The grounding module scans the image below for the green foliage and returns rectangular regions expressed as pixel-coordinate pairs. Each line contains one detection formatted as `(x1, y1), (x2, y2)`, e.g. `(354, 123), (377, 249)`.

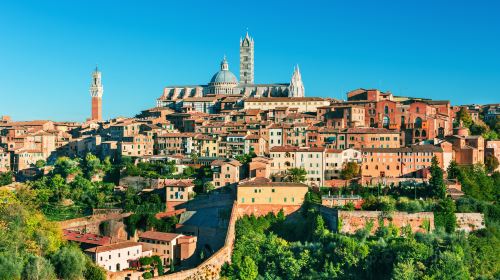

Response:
(340, 161), (360, 180)
(455, 164), (498, 201)
(0, 254), (22, 280)
(0, 171), (13, 186)
(287, 167), (307, 183)
(456, 107), (473, 128)
(434, 198), (457, 233)
(51, 245), (87, 280)
(84, 258), (106, 280)
(140, 256), (153, 266)
(237, 256), (258, 280)
(152, 255), (164, 276)
(142, 271), (153, 279)
(428, 156), (446, 199)
(22, 254), (57, 280)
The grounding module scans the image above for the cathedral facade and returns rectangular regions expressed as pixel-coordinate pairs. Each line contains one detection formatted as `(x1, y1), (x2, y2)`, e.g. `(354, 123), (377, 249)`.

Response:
(156, 32), (305, 109)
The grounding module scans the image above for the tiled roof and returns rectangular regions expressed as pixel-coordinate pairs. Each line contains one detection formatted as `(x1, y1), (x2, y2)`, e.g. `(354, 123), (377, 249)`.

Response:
(139, 231), (182, 242)
(85, 241), (142, 253)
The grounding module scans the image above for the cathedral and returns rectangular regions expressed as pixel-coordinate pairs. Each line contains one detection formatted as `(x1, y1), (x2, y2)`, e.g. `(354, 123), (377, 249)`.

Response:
(156, 32), (305, 109)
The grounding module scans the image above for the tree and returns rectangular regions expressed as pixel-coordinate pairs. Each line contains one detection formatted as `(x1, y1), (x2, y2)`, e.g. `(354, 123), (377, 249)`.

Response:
(485, 154), (499, 173)
(204, 181), (215, 193)
(340, 162), (360, 180)
(152, 255), (164, 276)
(237, 256), (258, 280)
(0, 254), (22, 280)
(190, 152), (199, 164)
(287, 168), (307, 183)
(392, 260), (417, 280)
(434, 198), (457, 233)
(0, 171), (13, 186)
(53, 157), (79, 178)
(456, 107), (473, 128)
(429, 156), (446, 199)
(140, 256), (154, 267)
(35, 160), (46, 169)
(22, 255), (57, 280)
(51, 245), (87, 280)
(446, 160), (460, 179)
(84, 259), (106, 280)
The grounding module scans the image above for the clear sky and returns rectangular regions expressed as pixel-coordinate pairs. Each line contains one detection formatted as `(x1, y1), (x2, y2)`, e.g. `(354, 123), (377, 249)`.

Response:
(0, 0), (499, 121)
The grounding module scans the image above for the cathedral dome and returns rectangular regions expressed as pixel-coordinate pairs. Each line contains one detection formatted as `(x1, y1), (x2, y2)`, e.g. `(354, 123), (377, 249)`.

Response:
(209, 56), (238, 84)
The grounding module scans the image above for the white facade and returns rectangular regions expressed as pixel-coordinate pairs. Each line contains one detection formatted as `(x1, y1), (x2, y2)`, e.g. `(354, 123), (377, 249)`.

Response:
(86, 242), (151, 272)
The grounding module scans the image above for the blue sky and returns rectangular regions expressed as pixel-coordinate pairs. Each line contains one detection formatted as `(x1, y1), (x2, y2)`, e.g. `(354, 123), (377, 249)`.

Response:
(0, 0), (499, 121)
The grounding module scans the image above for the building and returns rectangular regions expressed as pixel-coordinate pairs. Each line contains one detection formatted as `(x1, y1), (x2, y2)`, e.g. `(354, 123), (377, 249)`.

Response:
(361, 145), (444, 178)
(0, 147), (11, 172)
(211, 159), (242, 188)
(138, 231), (197, 266)
(156, 32), (305, 111)
(90, 66), (103, 122)
(85, 241), (151, 272)
(237, 181), (308, 205)
(244, 97), (330, 113)
(269, 146), (325, 187)
(160, 179), (195, 211)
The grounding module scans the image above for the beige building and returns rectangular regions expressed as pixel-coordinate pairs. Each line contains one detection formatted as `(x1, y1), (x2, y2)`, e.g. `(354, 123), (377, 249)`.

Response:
(270, 146), (325, 187)
(0, 147), (10, 172)
(237, 181), (309, 205)
(211, 159), (242, 187)
(325, 148), (362, 180)
(244, 97), (330, 113)
(138, 231), (197, 266)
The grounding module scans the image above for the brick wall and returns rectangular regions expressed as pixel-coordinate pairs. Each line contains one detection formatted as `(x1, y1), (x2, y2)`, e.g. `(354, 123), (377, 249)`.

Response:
(455, 213), (485, 232)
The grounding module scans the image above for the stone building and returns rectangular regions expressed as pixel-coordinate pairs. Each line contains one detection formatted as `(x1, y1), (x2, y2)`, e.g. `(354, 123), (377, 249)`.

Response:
(138, 231), (197, 266)
(156, 32), (305, 111)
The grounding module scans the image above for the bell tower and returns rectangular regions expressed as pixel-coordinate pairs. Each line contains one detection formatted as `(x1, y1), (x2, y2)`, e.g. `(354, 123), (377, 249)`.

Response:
(90, 66), (103, 121)
(239, 31), (254, 85)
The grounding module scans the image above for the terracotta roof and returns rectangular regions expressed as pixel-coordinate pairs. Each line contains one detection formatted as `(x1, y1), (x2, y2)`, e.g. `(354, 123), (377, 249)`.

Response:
(139, 231), (182, 242)
(63, 229), (111, 246)
(270, 145), (325, 152)
(85, 241), (142, 253)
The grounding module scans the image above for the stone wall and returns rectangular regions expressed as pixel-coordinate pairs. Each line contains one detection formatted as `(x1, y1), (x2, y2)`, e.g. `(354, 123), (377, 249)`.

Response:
(325, 209), (435, 234)
(235, 204), (302, 217)
(148, 201), (238, 280)
(455, 213), (485, 232)
(58, 212), (131, 238)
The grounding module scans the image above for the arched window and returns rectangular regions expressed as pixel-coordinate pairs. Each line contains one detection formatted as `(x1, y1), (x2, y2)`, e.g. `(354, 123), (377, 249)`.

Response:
(422, 130), (427, 137)
(401, 116), (405, 128)
(375, 165), (379, 170)
(370, 118), (375, 127)
(415, 130), (421, 137)
(387, 165), (390, 170)
(383, 116), (390, 129)
(384, 106), (389, 114)
(416, 107), (420, 113)
(414, 117), (422, 129)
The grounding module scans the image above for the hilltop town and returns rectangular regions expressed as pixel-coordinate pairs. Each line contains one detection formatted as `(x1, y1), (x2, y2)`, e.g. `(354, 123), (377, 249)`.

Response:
(1, 33), (499, 280)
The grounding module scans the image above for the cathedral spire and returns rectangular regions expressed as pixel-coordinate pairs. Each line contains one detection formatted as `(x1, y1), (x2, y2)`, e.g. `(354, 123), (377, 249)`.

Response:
(289, 64), (305, 98)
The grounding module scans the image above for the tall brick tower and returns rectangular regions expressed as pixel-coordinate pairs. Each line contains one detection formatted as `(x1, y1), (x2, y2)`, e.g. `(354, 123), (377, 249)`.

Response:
(90, 66), (103, 121)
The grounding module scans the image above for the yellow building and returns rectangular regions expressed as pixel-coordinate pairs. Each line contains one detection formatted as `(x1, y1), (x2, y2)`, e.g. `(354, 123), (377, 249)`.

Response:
(237, 181), (308, 205)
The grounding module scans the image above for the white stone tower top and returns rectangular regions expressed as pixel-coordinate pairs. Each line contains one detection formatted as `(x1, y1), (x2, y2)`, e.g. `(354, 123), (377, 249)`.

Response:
(289, 65), (305, 97)
(90, 66), (103, 98)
